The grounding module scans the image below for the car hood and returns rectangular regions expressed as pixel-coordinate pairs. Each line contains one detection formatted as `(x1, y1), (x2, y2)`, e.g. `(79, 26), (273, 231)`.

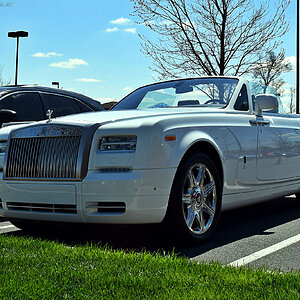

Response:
(55, 107), (225, 124)
(0, 108), (225, 140)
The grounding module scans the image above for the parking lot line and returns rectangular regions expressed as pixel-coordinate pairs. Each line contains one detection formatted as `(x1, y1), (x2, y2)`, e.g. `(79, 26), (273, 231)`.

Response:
(228, 233), (300, 267)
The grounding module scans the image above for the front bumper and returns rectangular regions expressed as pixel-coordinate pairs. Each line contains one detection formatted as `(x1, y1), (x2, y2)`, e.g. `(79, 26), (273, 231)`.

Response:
(0, 168), (176, 224)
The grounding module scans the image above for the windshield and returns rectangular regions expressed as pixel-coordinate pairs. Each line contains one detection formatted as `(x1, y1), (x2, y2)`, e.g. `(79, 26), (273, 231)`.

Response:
(113, 78), (239, 110)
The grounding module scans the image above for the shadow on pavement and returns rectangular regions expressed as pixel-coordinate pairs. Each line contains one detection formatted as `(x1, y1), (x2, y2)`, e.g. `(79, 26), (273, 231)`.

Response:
(4, 196), (300, 257)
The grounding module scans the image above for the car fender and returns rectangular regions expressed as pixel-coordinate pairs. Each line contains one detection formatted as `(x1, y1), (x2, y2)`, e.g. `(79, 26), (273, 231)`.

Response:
(159, 126), (241, 193)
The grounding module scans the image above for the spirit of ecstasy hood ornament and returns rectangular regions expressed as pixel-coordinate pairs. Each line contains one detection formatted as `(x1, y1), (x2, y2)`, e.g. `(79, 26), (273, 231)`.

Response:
(46, 109), (53, 122)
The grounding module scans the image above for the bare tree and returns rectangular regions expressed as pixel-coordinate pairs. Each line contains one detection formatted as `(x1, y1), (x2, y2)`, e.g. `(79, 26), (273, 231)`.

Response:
(289, 87), (295, 113)
(251, 49), (293, 94)
(131, 0), (290, 79)
(270, 77), (286, 95)
(0, 65), (11, 86)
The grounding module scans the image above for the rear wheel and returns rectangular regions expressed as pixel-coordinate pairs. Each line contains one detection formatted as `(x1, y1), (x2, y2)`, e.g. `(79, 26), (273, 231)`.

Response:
(164, 153), (222, 243)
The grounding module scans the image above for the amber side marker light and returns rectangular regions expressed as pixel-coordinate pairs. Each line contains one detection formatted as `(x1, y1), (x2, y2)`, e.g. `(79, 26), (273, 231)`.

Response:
(165, 135), (176, 141)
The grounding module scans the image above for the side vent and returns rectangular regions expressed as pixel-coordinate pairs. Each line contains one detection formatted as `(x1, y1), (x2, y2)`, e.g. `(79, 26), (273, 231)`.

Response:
(86, 202), (126, 215)
(0, 198), (3, 210)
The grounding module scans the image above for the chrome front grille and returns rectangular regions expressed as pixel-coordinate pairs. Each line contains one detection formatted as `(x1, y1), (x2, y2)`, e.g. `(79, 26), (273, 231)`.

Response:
(4, 124), (87, 180)
(6, 136), (80, 179)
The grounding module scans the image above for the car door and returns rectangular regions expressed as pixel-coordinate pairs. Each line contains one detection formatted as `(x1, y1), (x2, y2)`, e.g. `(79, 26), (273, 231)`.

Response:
(256, 113), (300, 181)
(231, 84), (259, 185)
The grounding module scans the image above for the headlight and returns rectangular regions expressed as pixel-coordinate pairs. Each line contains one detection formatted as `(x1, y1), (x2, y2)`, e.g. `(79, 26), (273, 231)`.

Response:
(0, 142), (7, 154)
(98, 136), (137, 152)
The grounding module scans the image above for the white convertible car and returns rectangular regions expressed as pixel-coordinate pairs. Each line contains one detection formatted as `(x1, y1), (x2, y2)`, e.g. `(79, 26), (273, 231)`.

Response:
(0, 76), (299, 242)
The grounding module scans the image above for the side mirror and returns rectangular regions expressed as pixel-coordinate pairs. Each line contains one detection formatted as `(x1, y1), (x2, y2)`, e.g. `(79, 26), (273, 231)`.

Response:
(0, 109), (17, 126)
(255, 94), (279, 116)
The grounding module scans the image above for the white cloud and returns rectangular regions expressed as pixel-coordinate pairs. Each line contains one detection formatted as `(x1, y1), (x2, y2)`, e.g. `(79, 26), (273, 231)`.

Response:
(76, 78), (102, 83)
(32, 52), (63, 58)
(106, 27), (120, 33)
(122, 86), (132, 91)
(50, 58), (88, 69)
(124, 28), (136, 34)
(110, 17), (131, 25)
(281, 82), (294, 89)
(284, 56), (297, 70)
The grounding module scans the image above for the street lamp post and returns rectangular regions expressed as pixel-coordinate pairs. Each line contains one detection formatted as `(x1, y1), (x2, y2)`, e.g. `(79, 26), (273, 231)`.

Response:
(8, 30), (28, 86)
(52, 81), (60, 89)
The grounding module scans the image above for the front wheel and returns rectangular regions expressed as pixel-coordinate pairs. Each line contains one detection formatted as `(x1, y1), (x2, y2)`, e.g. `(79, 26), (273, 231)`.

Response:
(164, 153), (222, 243)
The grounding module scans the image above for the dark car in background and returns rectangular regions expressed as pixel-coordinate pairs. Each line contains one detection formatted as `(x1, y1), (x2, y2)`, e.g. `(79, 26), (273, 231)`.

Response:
(0, 85), (104, 126)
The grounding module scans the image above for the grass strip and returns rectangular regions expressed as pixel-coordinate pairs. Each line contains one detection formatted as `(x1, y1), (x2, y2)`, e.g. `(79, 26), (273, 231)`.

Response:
(0, 235), (299, 299)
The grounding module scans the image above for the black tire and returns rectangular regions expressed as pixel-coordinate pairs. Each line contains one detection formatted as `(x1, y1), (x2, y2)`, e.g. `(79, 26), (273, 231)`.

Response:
(164, 153), (222, 243)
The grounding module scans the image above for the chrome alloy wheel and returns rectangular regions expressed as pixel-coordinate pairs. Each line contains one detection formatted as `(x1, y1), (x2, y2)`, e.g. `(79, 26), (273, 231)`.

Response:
(182, 163), (217, 235)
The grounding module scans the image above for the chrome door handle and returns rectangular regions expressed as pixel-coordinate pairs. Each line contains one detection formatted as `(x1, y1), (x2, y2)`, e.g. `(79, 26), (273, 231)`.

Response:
(249, 120), (270, 126)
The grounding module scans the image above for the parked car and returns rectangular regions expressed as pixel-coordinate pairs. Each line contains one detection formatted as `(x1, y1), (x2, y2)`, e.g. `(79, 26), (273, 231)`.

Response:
(0, 85), (104, 127)
(0, 77), (298, 243)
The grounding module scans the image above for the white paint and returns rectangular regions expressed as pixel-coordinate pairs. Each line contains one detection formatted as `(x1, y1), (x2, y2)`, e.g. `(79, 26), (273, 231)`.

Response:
(0, 224), (15, 230)
(229, 234), (300, 267)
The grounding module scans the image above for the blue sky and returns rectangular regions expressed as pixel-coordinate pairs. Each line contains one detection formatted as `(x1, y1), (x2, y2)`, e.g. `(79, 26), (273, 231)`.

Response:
(0, 0), (298, 103)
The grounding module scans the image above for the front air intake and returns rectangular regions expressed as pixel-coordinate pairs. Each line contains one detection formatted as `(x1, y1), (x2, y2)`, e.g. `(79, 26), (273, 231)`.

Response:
(86, 202), (126, 215)
(7, 202), (77, 214)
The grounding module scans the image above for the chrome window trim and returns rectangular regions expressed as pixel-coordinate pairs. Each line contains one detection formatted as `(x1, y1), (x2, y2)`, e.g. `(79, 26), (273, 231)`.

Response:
(0, 90), (42, 100)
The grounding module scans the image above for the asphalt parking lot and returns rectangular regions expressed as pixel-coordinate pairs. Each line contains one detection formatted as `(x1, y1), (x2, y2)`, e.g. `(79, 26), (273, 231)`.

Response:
(1, 195), (299, 273)
(186, 195), (300, 272)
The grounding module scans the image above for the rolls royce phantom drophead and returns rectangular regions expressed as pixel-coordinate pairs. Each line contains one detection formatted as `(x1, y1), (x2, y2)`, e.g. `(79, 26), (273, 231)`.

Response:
(0, 77), (299, 243)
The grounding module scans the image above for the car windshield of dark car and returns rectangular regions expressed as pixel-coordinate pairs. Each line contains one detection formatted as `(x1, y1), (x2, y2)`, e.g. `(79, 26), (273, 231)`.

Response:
(113, 78), (239, 110)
